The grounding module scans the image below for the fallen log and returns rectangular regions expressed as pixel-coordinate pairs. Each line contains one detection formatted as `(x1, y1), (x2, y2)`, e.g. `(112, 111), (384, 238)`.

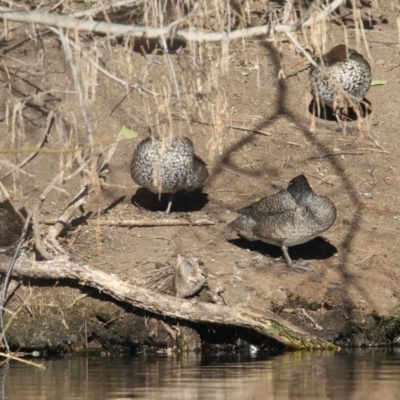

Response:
(0, 255), (339, 350)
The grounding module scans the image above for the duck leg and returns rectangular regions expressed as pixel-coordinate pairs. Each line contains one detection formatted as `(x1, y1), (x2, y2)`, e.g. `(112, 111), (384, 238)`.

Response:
(281, 245), (312, 273)
(334, 108), (355, 134)
(165, 193), (175, 215)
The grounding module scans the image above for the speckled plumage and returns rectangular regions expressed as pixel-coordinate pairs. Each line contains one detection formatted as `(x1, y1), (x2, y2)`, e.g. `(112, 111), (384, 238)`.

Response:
(310, 44), (371, 110)
(130, 136), (209, 213)
(229, 175), (336, 271)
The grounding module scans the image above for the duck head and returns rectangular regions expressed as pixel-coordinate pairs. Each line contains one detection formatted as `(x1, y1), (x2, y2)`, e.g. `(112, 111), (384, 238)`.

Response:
(287, 174), (313, 204)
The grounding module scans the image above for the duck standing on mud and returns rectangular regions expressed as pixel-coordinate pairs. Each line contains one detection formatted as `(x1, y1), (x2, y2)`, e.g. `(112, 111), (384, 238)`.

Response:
(310, 44), (371, 122)
(229, 175), (337, 272)
(130, 135), (209, 214)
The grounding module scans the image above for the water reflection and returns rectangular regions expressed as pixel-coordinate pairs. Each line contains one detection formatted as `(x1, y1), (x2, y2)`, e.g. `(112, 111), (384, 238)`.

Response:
(2, 350), (400, 399)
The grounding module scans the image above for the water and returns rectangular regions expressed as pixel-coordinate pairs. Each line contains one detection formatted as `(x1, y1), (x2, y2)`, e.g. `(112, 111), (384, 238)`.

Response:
(2, 350), (400, 399)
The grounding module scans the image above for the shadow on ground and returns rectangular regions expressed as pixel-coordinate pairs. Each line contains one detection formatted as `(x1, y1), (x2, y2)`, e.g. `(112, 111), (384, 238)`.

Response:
(228, 236), (338, 263)
(131, 188), (209, 213)
(308, 98), (372, 121)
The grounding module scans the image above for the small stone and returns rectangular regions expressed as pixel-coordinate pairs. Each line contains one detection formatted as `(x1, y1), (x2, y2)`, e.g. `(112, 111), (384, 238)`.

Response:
(252, 254), (264, 262)
(363, 193), (373, 199)
(236, 260), (247, 268)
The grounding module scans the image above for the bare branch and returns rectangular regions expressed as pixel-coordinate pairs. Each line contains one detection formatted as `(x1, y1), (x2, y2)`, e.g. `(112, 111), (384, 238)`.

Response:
(0, 1), (346, 43)
(42, 218), (215, 227)
(0, 351), (45, 369)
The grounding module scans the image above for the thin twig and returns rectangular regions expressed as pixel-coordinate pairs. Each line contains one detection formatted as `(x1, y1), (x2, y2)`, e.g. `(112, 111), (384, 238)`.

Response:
(301, 308), (323, 331)
(356, 147), (388, 154)
(306, 151), (364, 160)
(99, 131), (124, 176)
(0, 212), (31, 353)
(159, 35), (181, 104)
(72, 0), (141, 18)
(0, 111), (54, 181)
(227, 124), (271, 136)
(32, 172), (66, 259)
(284, 31), (319, 69)
(32, 156), (91, 259)
(303, 172), (333, 185)
(0, 138), (121, 155)
(286, 166), (334, 185)
(44, 186), (89, 254)
(275, 0), (345, 31)
(41, 218), (215, 228)
(0, 352), (46, 369)
(171, 112), (271, 136)
(56, 29), (94, 146)
(159, 320), (177, 340)
(67, 38), (160, 97)
(14, 291), (34, 317)
(67, 293), (89, 309)
(44, 131), (124, 250)
(355, 253), (386, 266)
(0, 281), (19, 309)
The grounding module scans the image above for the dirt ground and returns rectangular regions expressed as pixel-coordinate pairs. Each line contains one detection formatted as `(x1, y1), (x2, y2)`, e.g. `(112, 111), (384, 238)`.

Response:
(1, 1), (400, 350)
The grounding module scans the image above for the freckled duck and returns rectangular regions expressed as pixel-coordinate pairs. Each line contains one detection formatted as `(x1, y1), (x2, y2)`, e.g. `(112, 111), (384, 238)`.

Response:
(130, 136), (209, 214)
(310, 44), (371, 121)
(229, 175), (337, 272)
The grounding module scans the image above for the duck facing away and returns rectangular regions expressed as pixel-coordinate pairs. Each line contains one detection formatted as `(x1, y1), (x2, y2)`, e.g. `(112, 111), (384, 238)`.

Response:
(130, 136), (209, 214)
(229, 175), (337, 272)
(310, 44), (371, 120)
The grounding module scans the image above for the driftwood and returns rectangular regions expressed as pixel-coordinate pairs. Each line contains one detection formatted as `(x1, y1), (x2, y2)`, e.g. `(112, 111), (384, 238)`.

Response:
(0, 255), (338, 350)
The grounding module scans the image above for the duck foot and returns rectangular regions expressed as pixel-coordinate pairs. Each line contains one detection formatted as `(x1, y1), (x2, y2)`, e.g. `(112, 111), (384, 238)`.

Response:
(281, 245), (313, 273)
(333, 110), (358, 134)
(155, 211), (174, 219)
(288, 261), (313, 274)
(165, 193), (175, 215)
(334, 124), (355, 134)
